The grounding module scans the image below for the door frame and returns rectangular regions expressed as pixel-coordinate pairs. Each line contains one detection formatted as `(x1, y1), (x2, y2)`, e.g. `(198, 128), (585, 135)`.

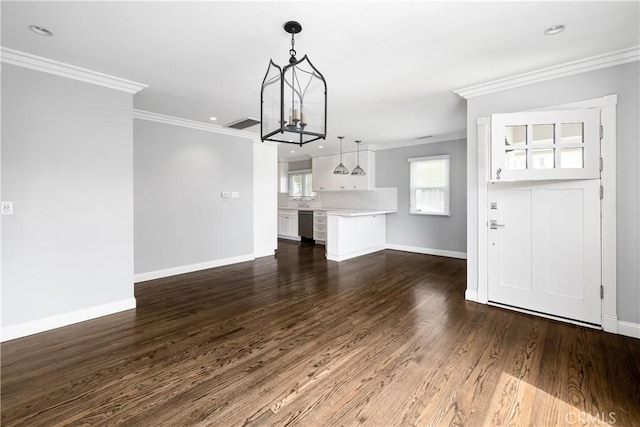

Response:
(474, 94), (618, 332)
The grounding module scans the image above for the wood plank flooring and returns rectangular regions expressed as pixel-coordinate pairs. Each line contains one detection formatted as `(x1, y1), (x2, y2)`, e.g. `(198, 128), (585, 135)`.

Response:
(2, 240), (639, 426)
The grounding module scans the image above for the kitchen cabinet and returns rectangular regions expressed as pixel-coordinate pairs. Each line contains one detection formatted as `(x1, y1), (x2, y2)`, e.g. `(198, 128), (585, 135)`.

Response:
(312, 155), (333, 191)
(312, 150), (375, 191)
(313, 210), (327, 243)
(326, 211), (389, 261)
(277, 210), (300, 240)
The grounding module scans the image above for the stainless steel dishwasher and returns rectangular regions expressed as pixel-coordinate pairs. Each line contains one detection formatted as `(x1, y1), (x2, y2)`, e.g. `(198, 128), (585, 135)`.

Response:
(298, 210), (314, 241)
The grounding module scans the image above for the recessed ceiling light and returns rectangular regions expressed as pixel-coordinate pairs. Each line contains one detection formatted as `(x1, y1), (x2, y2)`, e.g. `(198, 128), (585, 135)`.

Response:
(318, 145), (324, 148)
(290, 150), (295, 153)
(544, 25), (566, 36)
(29, 25), (53, 36)
(209, 116), (217, 121)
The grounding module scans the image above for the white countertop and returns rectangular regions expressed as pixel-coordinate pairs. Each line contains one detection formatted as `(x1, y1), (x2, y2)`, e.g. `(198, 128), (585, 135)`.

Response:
(278, 207), (343, 211)
(278, 207), (395, 216)
(325, 209), (396, 217)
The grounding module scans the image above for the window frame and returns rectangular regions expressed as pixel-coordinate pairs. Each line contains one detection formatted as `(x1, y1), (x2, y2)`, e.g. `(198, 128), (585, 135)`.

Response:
(288, 169), (314, 199)
(408, 154), (451, 216)
(490, 109), (600, 182)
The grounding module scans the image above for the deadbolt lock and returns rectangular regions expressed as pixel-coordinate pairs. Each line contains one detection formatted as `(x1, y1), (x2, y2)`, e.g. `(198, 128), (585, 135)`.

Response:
(490, 220), (505, 229)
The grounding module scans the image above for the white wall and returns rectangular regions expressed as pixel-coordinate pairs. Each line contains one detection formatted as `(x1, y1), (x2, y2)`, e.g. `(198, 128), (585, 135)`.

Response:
(254, 142), (278, 258)
(466, 61), (639, 325)
(1, 65), (135, 337)
(133, 119), (256, 278)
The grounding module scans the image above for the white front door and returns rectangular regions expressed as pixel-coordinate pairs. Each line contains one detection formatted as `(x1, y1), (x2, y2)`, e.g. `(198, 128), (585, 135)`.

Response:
(488, 179), (602, 325)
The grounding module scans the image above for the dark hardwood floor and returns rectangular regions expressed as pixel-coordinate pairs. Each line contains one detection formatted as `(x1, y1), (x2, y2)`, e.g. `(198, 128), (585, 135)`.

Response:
(2, 240), (639, 426)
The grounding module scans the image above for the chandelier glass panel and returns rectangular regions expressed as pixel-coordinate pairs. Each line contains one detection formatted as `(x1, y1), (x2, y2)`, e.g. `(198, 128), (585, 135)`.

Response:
(261, 21), (327, 146)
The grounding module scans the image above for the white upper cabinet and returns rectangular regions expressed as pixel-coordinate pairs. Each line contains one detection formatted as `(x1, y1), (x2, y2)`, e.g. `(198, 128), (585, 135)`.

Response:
(490, 109), (600, 182)
(312, 150), (375, 191)
(312, 155), (333, 191)
(341, 151), (375, 190)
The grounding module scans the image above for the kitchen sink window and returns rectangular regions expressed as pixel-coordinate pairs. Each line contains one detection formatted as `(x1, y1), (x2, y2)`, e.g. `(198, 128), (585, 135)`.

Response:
(409, 155), (450, 216)
(289, 170), (315, 199)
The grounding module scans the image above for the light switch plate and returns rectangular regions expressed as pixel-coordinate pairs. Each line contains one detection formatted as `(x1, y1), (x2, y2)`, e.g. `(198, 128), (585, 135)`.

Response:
(231, 192), (240, 199)
(2, 201), (13, 215)
(221, 192), (231, 198)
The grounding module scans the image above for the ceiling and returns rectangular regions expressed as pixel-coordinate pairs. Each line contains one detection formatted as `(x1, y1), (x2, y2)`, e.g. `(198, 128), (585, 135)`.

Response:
(2, 1), (638, 161)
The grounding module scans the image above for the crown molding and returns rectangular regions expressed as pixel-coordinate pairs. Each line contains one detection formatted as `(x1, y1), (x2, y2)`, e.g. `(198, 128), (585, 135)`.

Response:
(454, 46), (640, 99)
(1, 47), (148, 94)
(133, 109), (262, 142)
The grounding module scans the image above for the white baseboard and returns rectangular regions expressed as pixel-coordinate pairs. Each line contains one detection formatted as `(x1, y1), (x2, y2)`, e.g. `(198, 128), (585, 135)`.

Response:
(465, 288), (478, 302)
(618, 321), (640, 339)
(602, 314), (618, 334)
(254, 250), (276, 259)
(326, 245), (386, 262)
(134, 254), (255, 283)
(1, 297), (136, 342)
(386, 243), (467, 259)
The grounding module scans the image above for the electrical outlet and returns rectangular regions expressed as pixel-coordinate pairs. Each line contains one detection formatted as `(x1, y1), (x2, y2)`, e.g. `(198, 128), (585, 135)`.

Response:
(1, 201), (13, 215)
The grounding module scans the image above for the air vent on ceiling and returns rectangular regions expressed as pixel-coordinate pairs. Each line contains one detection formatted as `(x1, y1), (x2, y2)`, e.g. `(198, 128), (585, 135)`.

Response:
(225, 117), (260, 130)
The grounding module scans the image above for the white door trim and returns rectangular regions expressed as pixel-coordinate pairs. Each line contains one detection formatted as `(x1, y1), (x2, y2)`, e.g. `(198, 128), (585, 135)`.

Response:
(472, 95), (617, 333)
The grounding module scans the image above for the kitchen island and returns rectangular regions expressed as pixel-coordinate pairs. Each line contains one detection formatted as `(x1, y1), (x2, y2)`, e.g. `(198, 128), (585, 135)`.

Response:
(325, 210), (395, 261)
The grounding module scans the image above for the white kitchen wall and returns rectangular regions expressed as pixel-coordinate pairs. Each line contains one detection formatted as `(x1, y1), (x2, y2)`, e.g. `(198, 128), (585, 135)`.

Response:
(279, 187), (397, 211)
(320, 188), (397, 210)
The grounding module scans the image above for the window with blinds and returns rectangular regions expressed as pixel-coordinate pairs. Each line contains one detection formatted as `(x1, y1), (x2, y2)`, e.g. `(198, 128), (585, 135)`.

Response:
(288, 170), (314, 198)
(409, 155), (450, 215)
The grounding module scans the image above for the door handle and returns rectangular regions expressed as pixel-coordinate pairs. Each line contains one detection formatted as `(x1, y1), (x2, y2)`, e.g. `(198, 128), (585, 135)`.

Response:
(490, 220), (505, 229)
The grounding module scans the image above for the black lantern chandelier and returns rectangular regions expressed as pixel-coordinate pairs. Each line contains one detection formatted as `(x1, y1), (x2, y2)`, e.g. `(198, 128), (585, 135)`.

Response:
(261, 21), (327, 146)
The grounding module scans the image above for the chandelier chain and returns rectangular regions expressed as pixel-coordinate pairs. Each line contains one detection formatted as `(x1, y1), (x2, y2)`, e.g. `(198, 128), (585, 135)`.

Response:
(289, 33), (296, 59)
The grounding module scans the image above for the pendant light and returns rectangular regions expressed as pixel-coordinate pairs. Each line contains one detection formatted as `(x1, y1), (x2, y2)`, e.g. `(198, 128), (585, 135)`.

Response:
(351, 140), (366, 175)
(260, 21), (327, 146)
(333, 136), (350, 174)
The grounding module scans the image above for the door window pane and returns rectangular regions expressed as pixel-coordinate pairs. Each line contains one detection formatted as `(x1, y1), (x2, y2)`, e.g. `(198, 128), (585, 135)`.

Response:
(561, 123), (584, 144)
(532, 124), (554, 145)
(560, 148), (584, 168)
(505, 149), (527, 170)
(505, 125), (527, 146)
(532, 149), (554, 169)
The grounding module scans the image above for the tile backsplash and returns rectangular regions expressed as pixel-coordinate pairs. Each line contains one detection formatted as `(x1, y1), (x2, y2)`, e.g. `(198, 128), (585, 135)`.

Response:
(279, 187), (397, 211)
